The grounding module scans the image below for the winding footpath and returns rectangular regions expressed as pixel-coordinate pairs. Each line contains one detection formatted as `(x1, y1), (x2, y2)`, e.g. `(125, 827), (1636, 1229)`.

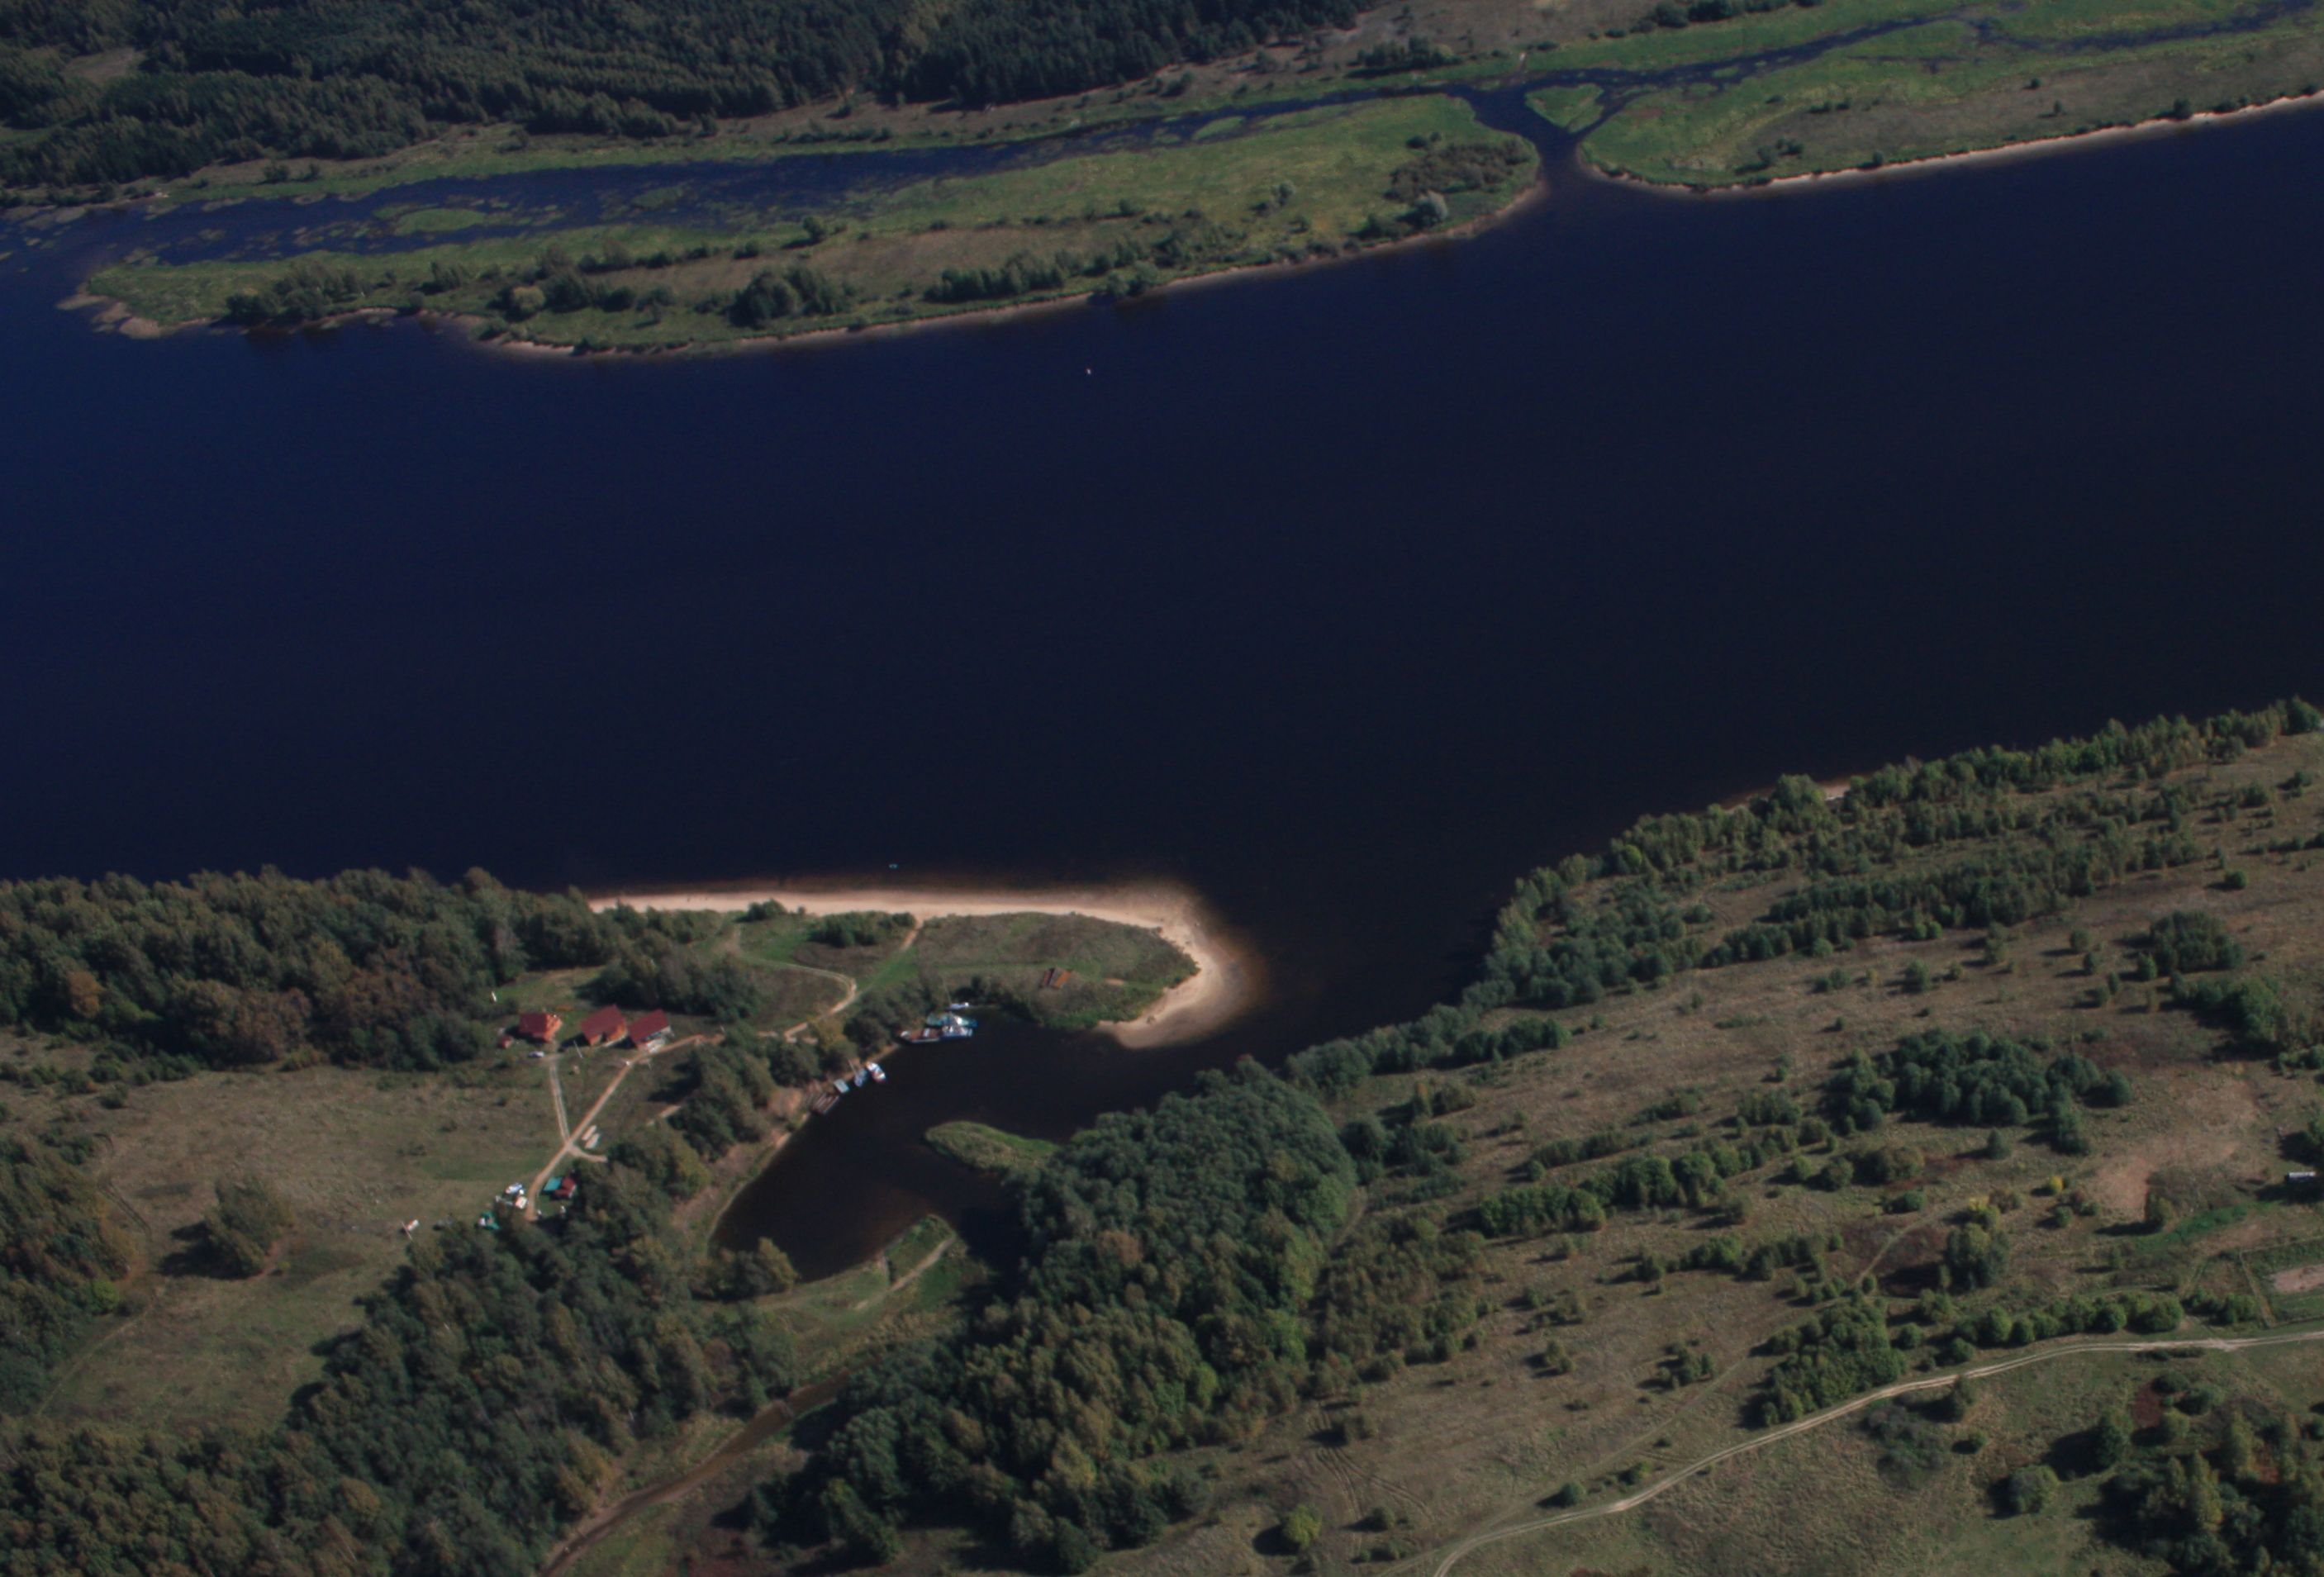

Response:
(536, 1234), (954, 1576)
(1407, 1327), (2324, 1577)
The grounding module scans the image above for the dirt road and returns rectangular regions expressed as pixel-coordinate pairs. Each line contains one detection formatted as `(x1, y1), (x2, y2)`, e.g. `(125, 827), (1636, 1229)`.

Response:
(525, 1035), (706, 1210)
(1410, 1327), (2324, 1577)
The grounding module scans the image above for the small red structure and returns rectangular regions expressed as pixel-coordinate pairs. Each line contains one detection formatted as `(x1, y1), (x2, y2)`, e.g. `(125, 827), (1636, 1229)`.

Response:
(549, 1176), (579, 1202)
(576, 1006), (627, 1047)
(516, 1010), (563, 1044)
(627, 1010), (672, 1049)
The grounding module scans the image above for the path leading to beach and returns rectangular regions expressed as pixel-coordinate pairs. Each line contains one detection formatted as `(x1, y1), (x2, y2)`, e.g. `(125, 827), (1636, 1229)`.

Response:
(591, 881), (1253, 1047)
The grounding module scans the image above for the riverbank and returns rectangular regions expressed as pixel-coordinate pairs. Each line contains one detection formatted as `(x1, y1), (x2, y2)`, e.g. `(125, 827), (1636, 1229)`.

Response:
(1540, 0), (2324, 192)
(1589, 84), (2324, 197)
(591, 881), (1257, 1047)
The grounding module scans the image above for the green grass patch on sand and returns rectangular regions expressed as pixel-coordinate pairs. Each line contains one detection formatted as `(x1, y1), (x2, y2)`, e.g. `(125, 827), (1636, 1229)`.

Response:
(1541, 0), (2324, 186)
(853, 910), (1195, 1033)
(924, 1120), (1057, 1177)
(88, 95), (1536, 351)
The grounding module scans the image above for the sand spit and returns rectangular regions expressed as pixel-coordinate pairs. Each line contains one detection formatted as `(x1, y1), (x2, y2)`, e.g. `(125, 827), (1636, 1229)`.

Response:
(589, 880), (1256, 1048)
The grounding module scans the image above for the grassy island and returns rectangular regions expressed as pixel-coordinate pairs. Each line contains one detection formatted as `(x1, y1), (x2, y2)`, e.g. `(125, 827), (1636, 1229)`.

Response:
(924, 1121), (1058, 1177)
(32, 0), (2324, 348)
(82, 96), (1535, 351)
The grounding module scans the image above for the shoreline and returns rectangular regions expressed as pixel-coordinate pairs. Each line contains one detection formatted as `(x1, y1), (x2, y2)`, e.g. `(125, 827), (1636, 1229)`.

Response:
(1588, 85), (2324, 198)
(587, 878), (1257, 1047)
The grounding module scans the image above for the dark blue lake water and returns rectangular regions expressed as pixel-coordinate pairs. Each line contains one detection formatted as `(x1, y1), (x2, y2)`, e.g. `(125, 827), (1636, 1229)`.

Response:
(9, 102), (2324, 1274)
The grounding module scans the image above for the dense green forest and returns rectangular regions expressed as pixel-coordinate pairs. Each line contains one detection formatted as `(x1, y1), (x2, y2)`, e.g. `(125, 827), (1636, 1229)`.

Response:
(0, 1134), (131, 1410)
(0, 1133), (796, 1576)
(2084, 1390), (2324, 1575)
(764, 1066), (1492, 1569)
(0, 0), (1356, 190)
(0, 867), (715, 1074)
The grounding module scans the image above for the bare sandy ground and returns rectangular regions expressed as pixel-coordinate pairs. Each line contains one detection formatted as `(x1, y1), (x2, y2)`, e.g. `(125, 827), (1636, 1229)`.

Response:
(588, 880), (1257, 1047)
(2271, 1262), (2324, 1295)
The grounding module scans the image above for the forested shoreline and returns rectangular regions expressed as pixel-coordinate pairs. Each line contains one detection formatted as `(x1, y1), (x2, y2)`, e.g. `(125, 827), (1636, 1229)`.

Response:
(770, 697), (2324, 1571)
(4, 698), (2322, 1575)
(0, 0), (1357, 192)
(0, 867), (748, 1075)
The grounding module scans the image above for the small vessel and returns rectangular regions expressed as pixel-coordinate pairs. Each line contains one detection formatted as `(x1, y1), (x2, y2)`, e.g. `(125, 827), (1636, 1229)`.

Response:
(851, 1068), (868, 1088)
(867, 1062), (886, 1083)
(900, 1010), (976, 1044)
(832, 1079), (849, 1096)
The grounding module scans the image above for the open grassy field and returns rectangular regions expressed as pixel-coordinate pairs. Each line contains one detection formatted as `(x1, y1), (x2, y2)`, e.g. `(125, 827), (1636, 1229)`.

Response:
(10, 1057), (550, 1431)
(775, 721), (2324, 1577)
(84, 95), (1536, 351)
(1529, 0), (2324, 186)
(0, 907), (902, 1435)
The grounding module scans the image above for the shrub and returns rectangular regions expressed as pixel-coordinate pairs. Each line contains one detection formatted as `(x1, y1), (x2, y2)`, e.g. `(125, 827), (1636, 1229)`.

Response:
(2143, 910), (2245, 973)
(202, 1177), (293, 1277)
(2003, 1465), (2056, 1515)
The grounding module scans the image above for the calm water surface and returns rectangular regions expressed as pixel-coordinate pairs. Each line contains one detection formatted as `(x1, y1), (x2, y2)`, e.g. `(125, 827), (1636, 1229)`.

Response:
(8, 105), (2324, 1275)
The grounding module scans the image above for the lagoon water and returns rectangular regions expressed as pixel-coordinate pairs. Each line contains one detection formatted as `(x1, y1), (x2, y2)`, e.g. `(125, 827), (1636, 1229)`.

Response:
(10, 103), (2324, 1275)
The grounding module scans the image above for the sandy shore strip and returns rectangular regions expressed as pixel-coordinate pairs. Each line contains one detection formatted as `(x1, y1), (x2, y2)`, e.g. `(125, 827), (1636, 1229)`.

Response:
(1590, 86), (2324, 199)
(588, 879), (1257, 1047)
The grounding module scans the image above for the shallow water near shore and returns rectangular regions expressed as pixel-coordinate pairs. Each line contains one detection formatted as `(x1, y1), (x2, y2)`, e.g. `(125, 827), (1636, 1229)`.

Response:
(10, 97), (2324, 1277)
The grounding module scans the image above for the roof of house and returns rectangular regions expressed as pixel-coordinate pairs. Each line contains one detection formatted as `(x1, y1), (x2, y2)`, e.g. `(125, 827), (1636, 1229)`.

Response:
(577, 1005), (626, 1041)
(630, 1009), (671, 1040)
(516, 1010), (561, 1038)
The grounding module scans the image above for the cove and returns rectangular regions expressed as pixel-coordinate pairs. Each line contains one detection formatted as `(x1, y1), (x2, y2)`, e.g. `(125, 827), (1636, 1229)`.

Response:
(7, 101), (2324, 1278)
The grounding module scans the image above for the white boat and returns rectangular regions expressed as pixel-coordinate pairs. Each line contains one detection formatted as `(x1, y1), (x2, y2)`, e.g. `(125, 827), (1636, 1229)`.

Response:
(867, 1062), (886, 1083)
(852, 1069), (868, 1088)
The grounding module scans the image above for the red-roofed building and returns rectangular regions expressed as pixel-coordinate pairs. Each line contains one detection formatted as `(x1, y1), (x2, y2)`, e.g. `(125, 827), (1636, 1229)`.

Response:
(576, 1006), (627, 1047)
(627, 1010), (672, 1050)
(516, 1010), (563, 1044)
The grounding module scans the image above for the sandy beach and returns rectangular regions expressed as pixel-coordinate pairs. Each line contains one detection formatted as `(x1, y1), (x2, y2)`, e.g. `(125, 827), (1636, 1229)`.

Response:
(1593, 86), (2324, 199)
(588, 879), (1256, 1047)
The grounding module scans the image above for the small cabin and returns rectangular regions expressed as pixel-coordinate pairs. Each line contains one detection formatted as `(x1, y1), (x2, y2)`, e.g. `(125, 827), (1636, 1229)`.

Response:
(576, 1006), (627, 1047)
(627, 1010), (672, 1050)
(516, 1010), (563, 1044)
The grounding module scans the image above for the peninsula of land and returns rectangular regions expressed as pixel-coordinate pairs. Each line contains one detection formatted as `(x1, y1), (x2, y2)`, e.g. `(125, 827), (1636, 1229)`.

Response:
(591, 878), (1253, 1046)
